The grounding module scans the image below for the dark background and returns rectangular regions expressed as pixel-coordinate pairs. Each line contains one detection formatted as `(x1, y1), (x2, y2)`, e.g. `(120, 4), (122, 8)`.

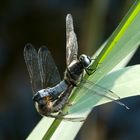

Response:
(0, 0), (140, 140)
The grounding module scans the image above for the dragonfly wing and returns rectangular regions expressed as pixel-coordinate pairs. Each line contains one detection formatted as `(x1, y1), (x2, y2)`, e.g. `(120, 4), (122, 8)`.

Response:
(24, 44), (43, 94)
(38, 46), (61, 88)
(66, 14), (78, 66)
(80, 80), (129, 109)
(82, 80), (120, 99)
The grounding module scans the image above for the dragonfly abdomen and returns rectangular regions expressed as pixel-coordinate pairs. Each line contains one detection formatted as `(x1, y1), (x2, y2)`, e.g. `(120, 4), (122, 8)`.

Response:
(33, 80), (68, 102)
(49, 80), (69, 99)
(52, 85), (73, 112)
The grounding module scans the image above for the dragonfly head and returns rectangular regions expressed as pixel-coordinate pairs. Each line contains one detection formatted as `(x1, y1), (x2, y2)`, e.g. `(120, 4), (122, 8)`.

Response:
(79, 54), (92, 68)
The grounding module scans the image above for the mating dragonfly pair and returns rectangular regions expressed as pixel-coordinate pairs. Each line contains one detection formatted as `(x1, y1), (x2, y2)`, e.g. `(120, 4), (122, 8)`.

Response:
(24, 14), (128, 121)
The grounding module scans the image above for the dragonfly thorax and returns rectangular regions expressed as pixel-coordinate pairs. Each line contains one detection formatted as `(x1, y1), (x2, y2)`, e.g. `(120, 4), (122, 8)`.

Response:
(79, 54), (92, 68)
(65, 60), (84, 86)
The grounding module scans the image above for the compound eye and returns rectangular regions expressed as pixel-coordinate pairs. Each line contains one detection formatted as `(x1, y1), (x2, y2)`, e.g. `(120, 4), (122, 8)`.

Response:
(79, 56), (83, 61)
(79, 54), (85, 61)
(84, 56), (91, 67)
(87, 56), (91, 61)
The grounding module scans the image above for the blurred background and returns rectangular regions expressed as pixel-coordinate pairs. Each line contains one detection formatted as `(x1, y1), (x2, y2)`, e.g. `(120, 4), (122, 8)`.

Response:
(0, 0), (140, 140)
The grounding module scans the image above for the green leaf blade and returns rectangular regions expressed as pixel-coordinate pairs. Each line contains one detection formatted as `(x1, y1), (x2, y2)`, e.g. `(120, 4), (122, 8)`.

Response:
(87, 0), (140, 83)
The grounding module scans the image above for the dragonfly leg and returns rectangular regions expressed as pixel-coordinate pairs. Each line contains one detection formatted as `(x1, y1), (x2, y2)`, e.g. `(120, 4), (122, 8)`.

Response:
(47, 111), (68, 119)
(48, 111), (86, 122)
(86, 68), (96, 75)
(59, 110), (68, 116)
(86, 60), (102, 75)
(65, 101), (74, 106)
(63, 117), (86, 122)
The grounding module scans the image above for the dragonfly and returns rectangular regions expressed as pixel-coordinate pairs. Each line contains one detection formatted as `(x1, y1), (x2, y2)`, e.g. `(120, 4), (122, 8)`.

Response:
(24, 14), (128, 121)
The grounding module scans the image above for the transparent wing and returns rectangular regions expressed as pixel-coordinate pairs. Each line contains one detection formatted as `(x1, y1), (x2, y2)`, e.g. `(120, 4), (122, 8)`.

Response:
(24, 44), (42, 94)
(83, 80), (120, 99)
(66, 14), (78, 66)
(80, 80), (129, 109)
(38, 46), (61, 88)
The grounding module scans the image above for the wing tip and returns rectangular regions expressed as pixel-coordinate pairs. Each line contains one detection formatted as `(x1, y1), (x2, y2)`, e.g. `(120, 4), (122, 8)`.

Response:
(66, 13), (74, 32)
(66, 13), (73, 24)
(24, 43), (35, 52)
(66, 14), (72, 20)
